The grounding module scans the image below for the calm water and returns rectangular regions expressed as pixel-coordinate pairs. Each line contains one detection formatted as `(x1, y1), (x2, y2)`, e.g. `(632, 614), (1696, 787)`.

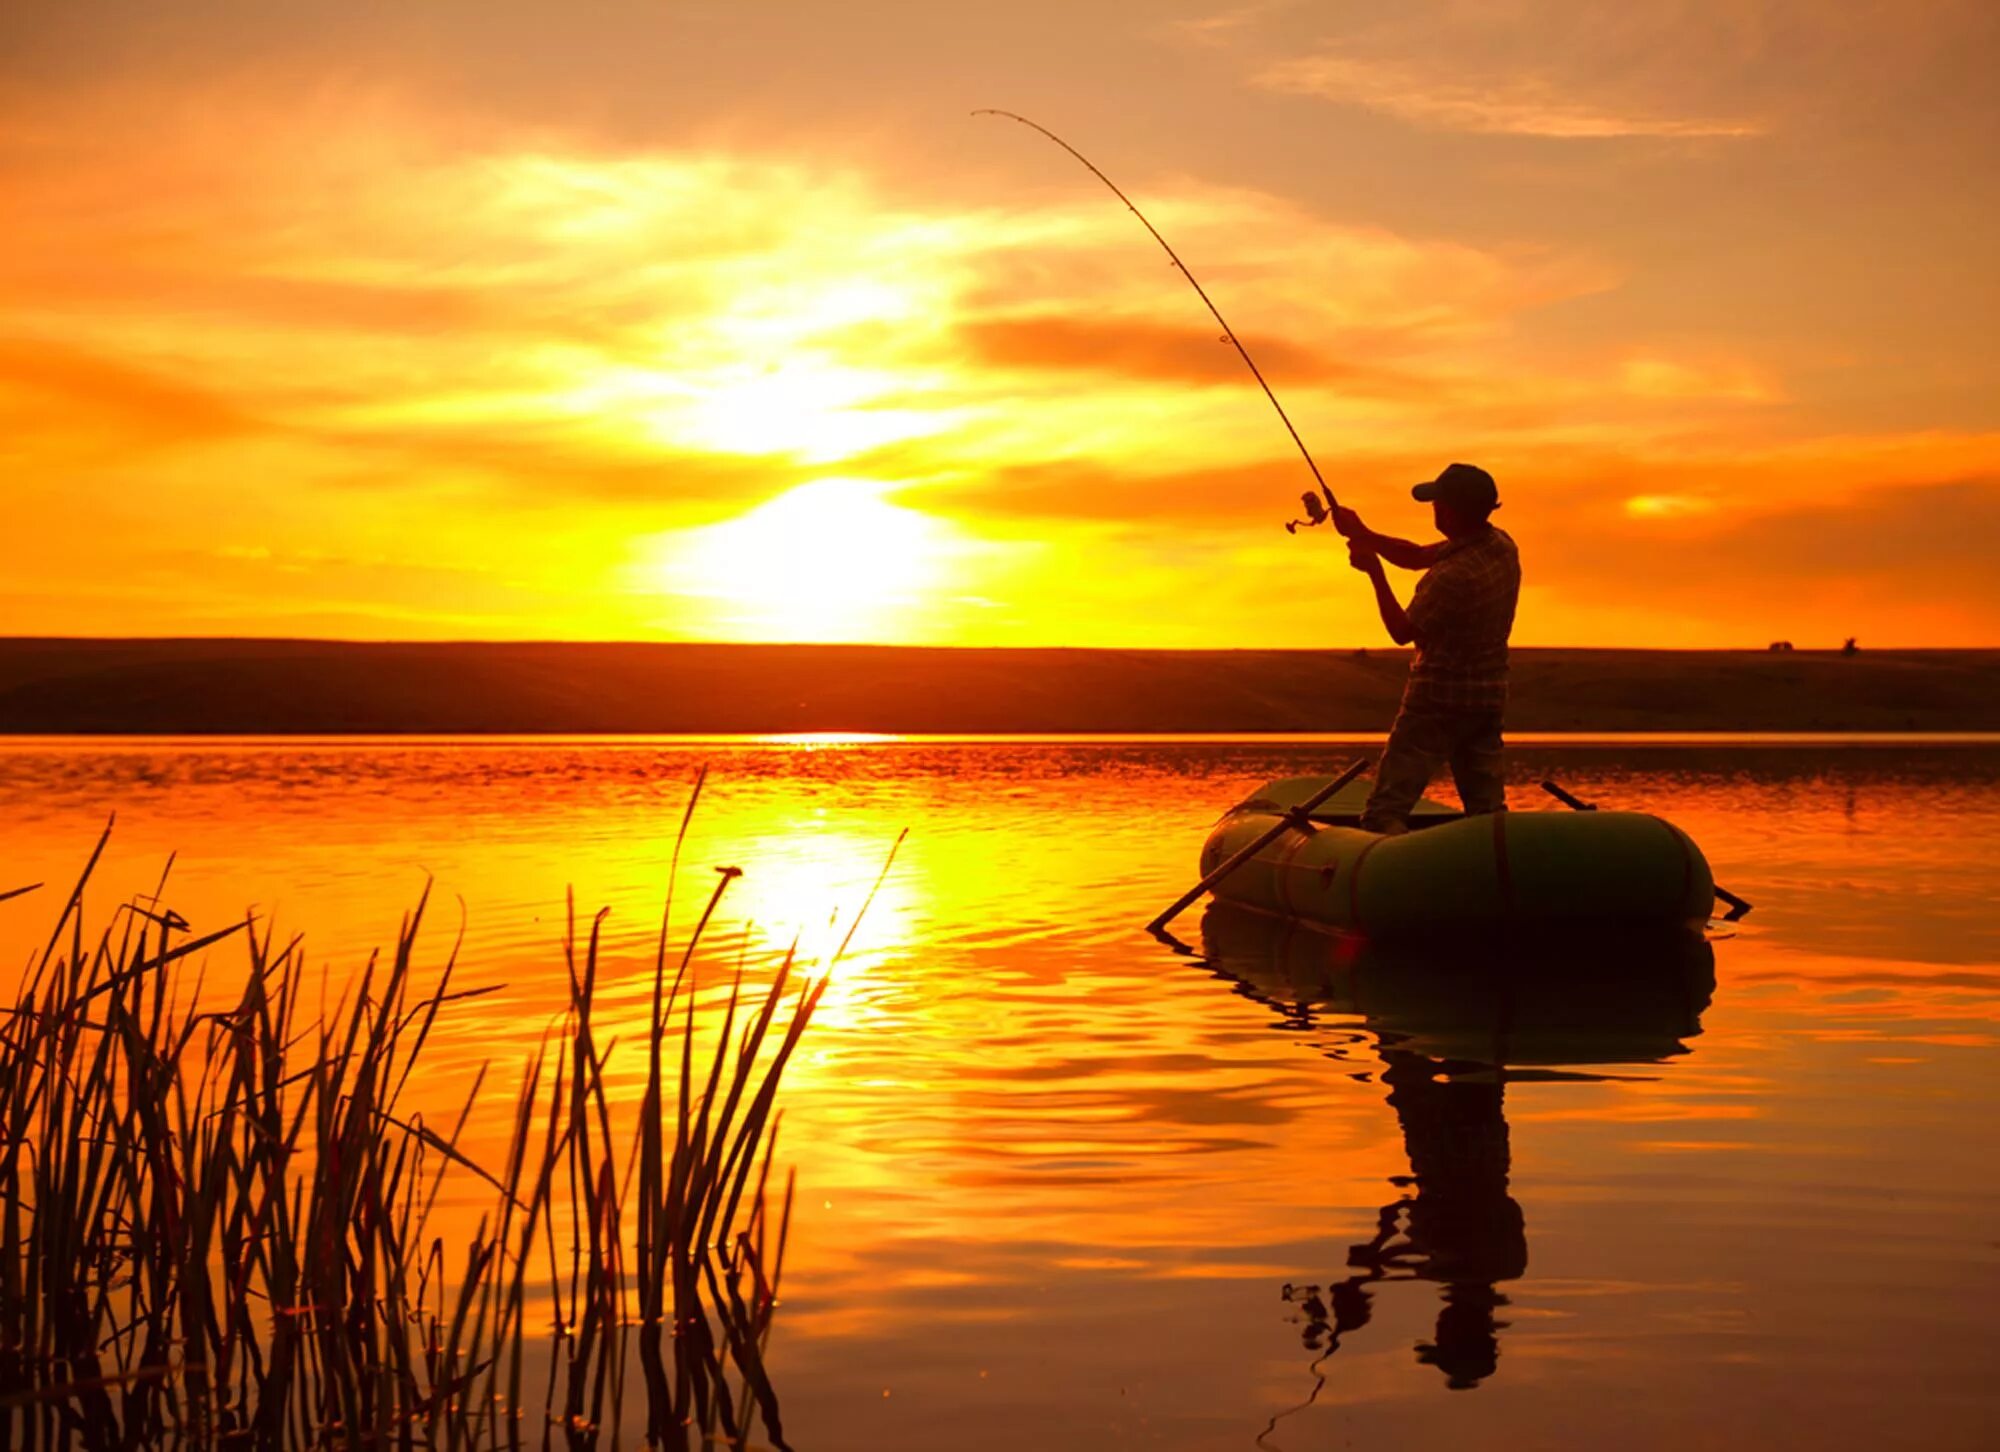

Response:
(4, 736), (1998, 1450)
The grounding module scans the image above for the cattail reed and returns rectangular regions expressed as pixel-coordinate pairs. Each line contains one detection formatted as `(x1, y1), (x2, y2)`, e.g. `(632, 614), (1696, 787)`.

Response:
(0, 794), (828, 1450)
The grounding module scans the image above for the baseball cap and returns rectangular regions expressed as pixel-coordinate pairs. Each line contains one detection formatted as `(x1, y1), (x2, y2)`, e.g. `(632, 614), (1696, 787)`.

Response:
(1412, 462), (1499, 511)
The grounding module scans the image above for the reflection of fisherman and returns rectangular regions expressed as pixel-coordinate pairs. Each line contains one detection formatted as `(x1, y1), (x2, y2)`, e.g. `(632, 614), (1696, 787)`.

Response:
(1295, 1045), (1526, 1390)
(1378, 1049), (1525, 1386)
(1207, 907), (1715, 1419)
(1334, 463), (1521, 835)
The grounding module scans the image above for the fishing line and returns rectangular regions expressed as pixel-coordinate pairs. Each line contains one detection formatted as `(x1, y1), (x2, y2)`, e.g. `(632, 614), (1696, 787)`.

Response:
(975, 108), (1338, 513)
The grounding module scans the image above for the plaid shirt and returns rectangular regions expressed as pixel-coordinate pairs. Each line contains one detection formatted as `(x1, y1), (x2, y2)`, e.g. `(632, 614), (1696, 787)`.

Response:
(1404, 525), (1520, 710)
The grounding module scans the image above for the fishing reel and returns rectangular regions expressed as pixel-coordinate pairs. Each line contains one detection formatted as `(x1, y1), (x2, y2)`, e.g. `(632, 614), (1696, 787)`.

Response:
(1285, 491), (1330, 534)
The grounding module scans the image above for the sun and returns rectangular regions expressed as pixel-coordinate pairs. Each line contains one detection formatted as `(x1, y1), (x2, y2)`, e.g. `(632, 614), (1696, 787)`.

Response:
(648, 478), (950, 641)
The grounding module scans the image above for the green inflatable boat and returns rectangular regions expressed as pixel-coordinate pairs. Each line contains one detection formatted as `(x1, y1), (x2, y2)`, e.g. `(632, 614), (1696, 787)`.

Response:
(1200, 774), (1717, 937)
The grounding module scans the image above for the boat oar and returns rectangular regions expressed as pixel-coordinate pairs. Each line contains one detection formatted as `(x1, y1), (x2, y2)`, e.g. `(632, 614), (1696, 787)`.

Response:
(1147, 758), (1367, 936)
(1540, 780), (1596, 813)
(1712, 885), (1753, 920)
(1539, 779), (1752, 922)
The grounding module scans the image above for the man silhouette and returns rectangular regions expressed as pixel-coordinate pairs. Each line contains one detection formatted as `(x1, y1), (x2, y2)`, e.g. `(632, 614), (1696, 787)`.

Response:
(1335, 463), (1520, 834)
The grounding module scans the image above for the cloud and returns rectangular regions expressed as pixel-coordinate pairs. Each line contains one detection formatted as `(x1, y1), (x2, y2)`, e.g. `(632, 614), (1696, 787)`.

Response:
(1233, 0), (2000, 149)
(1258, 52), (1762, 139)
(953, 314), (1436, 397)
(957, 185), (1610, 353)
(1696, 476), (2000, 588)
(1622, 495), (1715, 519)
(311, 423), (804, 515)
(1512, 454), (2000, 644)
(0, 78), (1612, 494)
(1618, 356), (1778, 402)
(900, 443), (1461, 526)
(0, 337), (258, 445)
(1168, 1), (1300, 47)
(907, 457), (1301, 525)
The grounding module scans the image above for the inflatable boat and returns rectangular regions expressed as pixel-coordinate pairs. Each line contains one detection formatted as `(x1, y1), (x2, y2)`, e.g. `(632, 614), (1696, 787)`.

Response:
(1199, 774), (1718, 937)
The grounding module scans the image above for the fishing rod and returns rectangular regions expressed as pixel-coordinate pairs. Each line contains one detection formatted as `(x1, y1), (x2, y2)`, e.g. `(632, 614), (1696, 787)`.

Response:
(975, 108), (1340, 530)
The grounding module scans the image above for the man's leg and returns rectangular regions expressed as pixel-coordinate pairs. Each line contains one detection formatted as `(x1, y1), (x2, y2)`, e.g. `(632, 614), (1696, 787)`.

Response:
(1361, 704), (1450, 834)
(1446, 709), (1508, 816)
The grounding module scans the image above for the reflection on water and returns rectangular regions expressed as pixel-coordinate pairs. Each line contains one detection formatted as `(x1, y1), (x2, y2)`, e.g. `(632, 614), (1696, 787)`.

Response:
(1, 737), (1997, 1451)
(1200, 907), (1713, 1408)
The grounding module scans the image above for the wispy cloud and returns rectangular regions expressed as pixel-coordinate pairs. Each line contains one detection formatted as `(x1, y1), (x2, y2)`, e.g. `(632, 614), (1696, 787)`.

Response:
(1258, 52), (1763, 138)
(956, 314), (1438, 397)
(1167, 1), (1299, 47)
(0, 338), (259, 445)
(1, 85), (1608, 486)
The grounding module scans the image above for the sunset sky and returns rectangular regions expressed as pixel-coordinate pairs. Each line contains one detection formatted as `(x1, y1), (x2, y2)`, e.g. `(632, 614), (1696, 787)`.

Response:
(4, 1), (1996, 647)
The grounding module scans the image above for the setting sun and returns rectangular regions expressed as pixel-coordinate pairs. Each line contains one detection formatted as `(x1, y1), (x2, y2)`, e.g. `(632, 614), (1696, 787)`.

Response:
(646, 478), (956, 640)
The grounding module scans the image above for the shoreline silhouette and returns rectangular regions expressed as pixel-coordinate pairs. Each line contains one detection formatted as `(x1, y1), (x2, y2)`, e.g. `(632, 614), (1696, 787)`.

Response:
(2, 639), (1995, 735)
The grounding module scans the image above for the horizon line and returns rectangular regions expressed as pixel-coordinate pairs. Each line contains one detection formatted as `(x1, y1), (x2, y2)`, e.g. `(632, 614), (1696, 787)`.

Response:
(6, 637), (1996, 654)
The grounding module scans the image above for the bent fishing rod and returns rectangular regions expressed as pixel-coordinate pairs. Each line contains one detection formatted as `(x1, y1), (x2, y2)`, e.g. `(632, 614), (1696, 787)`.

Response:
(975, 108), (1340, 532)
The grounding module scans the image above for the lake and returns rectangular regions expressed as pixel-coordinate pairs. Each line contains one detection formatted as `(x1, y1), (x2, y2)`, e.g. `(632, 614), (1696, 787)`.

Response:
(3, 735), (1997, 1450)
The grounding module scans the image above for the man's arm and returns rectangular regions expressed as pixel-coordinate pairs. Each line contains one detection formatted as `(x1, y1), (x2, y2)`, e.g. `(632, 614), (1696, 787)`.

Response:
(1333, 507), (1445, 571)
(1349, 541), (1416, 645)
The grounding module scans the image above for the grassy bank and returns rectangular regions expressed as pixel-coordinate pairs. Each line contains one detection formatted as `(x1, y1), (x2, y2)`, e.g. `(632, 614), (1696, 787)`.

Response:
(2, 640), (1997, 734)
(1, 800), (821, 1448)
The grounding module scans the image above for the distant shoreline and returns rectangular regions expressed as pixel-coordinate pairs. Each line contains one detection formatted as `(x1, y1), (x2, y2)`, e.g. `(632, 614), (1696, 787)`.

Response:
(3, 639), (1997, 735)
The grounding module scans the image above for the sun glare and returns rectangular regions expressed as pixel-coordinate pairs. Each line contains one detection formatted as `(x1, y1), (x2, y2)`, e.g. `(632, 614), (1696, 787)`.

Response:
(650, 478), (951, 640)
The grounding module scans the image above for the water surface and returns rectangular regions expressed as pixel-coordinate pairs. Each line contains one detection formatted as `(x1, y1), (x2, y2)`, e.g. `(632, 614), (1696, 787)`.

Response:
(3, 736), (1996, 1450)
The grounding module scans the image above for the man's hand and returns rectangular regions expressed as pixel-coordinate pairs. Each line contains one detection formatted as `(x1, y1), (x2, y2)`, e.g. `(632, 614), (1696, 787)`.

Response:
(1347, 538), (1380, 574)
(1332, 505), (1367, 540)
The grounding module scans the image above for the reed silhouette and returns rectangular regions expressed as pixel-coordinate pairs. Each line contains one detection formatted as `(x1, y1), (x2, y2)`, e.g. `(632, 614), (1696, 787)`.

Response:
(0, 803), (825, 1449)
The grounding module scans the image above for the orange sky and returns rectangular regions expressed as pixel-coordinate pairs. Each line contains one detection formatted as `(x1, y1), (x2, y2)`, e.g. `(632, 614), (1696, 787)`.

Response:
(4, 1), (1997, 646)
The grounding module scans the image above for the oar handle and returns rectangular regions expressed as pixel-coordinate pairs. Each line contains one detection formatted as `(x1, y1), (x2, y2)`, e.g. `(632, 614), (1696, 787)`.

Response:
(1713, 885), (1753, 922)
(1540, 780), (1597, 811)
(1146, 759), (1368, 935)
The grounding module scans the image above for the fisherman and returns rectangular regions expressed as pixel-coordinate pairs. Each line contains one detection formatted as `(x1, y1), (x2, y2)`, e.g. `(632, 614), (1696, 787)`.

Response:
(1334, 463), (1520, 834)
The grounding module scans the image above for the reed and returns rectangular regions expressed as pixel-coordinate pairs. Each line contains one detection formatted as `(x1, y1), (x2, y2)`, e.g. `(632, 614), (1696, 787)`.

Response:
(0, 806), (826, 1449)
